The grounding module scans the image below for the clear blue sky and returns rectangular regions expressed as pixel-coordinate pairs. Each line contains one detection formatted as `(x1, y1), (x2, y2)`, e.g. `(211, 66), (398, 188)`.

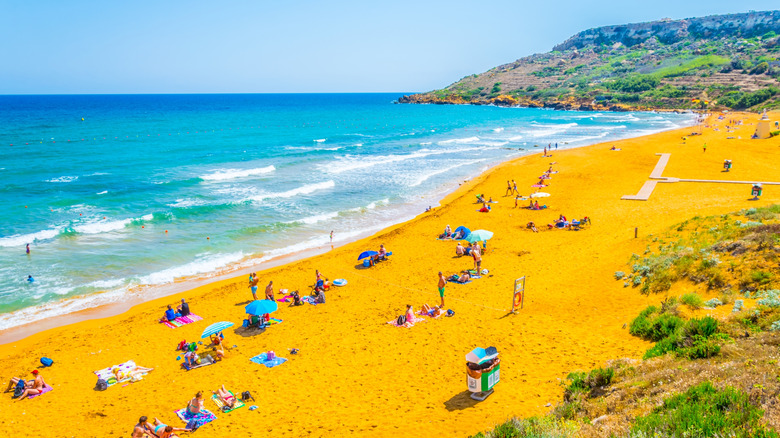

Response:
(1, 0), (777, 94)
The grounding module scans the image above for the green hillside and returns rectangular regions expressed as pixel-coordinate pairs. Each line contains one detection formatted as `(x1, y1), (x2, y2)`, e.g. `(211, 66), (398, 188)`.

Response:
(399, 11), (780, 112)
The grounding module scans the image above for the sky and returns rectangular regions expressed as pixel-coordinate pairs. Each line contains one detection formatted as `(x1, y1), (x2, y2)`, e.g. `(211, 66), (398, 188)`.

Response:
(1, 0), (778, 94)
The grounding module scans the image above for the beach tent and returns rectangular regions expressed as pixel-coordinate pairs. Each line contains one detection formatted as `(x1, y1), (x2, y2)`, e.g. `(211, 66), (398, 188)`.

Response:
(454, 226), (471, 238)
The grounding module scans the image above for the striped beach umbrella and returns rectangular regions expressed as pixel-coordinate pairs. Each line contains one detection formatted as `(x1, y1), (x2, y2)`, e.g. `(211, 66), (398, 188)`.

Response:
(201, 321), (234, 338)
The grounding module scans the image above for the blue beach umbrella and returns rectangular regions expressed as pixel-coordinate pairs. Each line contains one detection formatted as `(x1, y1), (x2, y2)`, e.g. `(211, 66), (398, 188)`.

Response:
(358, 250), (378, 260)
(245, 299), (278, 316)
(465, 229), (494, 243)
(454, 226), (471, 238)
(201, 321), (234, 339)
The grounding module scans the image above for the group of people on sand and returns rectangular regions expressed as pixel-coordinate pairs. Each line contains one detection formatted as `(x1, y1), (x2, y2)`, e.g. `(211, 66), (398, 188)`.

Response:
(132, 415), (195, 438)
(5, 369), (46, 401)
(163, 299), (191, 321)
(441, 225), (467, 240)
(132, 387), (236, 438)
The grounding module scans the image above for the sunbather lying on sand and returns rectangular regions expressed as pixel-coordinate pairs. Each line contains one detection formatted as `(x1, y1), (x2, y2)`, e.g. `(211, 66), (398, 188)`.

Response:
(151, 417), (194, 437)
(526, 222), (538, 233)
(112, 365), (154, 381)
(420, 304), (444, 317)
(213, 385), (237, 409)
(450, 272), (470, 283)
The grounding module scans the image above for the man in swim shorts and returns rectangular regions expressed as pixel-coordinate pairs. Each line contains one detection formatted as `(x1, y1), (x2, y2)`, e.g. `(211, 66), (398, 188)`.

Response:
(265, 281), (274, 301)
(438, 271), (446, 307)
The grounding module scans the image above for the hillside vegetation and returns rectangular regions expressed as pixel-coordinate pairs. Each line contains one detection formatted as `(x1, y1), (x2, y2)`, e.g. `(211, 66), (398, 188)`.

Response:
(471, 205), (780, 437)
(400, 11), (780, 112)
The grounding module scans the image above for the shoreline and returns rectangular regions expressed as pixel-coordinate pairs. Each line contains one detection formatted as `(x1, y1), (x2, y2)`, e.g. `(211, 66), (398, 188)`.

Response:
(1, 110), (778, 437)
(0, 111), (700, 344)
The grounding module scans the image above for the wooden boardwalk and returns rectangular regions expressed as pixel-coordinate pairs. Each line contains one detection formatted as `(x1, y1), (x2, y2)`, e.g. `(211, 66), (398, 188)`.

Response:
(622, 153), (780, 201)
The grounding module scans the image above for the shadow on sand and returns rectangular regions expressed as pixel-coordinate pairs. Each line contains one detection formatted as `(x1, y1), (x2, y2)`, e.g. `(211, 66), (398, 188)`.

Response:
(444, 390), (481, 411)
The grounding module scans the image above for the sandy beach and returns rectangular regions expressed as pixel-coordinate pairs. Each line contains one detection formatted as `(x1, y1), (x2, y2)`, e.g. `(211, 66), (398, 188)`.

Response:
(1, 111), (778, 437)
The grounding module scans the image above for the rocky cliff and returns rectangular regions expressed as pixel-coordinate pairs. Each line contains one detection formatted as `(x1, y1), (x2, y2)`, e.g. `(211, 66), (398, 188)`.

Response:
(399, 11), (780, 111)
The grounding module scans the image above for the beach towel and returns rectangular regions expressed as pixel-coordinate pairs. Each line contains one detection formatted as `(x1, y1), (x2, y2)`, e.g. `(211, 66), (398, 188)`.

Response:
(277, 295), (293, 303)
(211, 391), (245, 412)
(386, 314), (425, 328)
(448, 279), (472, 284)
(300, 296), (318, 305)
(268, 318), (283, 325)
(161, 314), (203, 329)
(175, 408), (217, 428)
(93, 360), (147, 387)
(250, 352), (288, 368)
(28, 384), (53, 399)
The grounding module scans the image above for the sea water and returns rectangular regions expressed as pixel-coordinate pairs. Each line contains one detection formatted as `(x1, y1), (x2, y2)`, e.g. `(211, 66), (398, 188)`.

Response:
(0, 93), (696, 330)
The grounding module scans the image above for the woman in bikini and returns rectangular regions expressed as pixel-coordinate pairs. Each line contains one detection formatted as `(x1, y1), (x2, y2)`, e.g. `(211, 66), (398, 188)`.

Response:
(186, 392), (204, 415)
(214, 385), (236, 409)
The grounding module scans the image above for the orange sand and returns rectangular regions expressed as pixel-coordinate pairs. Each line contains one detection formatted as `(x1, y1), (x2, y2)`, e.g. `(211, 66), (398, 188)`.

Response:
(1, 112), (778, 437)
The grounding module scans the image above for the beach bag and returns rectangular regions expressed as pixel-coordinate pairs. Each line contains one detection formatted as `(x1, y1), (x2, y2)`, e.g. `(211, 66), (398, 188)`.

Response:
(267, 351), (276, 360)
(12, 379), (25, 398)
(241, 391), (254, 401)
(40, 357), (53, 367)
(177, 340), (187, 351)
(186, 420), (199, 431)
(222, 405), (231, 412)
(446, 309), (455, 317)
(396, 315), (407, 325)
(95, 378), (108, 391)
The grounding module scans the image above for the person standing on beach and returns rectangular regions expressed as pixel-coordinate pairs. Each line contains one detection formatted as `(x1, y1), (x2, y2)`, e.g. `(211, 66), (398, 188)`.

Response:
(471, 243), (482, 271)
(26, 244), (30, 255)
(512, 180), (519, 195)
(703, 143), (707, 153)
(555, 142), (558, 150)
(250, 274), (259, 300)
(505, 181), (512, 196)
(438, 272), (446, 307)
(330, 230), (333, 243)
(265, 281), (274, 301)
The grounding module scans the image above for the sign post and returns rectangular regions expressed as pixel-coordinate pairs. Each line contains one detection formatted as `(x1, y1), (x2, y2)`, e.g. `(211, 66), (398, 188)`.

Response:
(512, 276), (526, 313)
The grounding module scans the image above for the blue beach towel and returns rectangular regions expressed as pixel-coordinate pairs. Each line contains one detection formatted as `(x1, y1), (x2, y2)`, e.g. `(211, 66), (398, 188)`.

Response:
(250, 352), (287, 368)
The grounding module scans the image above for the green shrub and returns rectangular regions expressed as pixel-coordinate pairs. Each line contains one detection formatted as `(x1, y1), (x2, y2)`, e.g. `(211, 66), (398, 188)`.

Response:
(650, 313), (684, 341)
(563, 367), (614, 401)
(469, 416), (578, 438)
(632, 381), (778, 438)
(614, 271), (625, 280)
(607, 75), (660, 92)
(680, 292), (704, 309)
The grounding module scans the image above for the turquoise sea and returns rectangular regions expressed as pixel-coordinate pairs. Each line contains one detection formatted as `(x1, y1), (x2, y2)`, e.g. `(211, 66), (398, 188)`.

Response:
(0, 93), (696, 330)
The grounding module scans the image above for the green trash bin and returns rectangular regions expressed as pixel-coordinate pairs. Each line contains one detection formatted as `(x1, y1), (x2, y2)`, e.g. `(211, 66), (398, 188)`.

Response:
(466, 346), (500, 401)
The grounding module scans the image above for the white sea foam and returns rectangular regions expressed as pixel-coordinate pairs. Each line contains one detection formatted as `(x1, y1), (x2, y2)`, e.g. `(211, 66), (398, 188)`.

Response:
(437, 136), (480, 145)
(285, 146), (342, 151)
(139, 251), (246, 285)
(409, 160), (486, 187)
(169, 198), (208, 208)
(201, 165), (276, 182)
(493, 127), (504, 133)
(420, 142), (432, 145)
(73, 217), (135, 235)
(528, 123), (578, 138)
(287, 211), (340, 225)
(247, 180), (336, 202)
(0, 228), (62, 247)
(508, 135), (524, 142)
(322, 148), (484, 174)
(46, 176), (78, 183)
(96, 190), (108, 195)
(313, 138), (327, 143)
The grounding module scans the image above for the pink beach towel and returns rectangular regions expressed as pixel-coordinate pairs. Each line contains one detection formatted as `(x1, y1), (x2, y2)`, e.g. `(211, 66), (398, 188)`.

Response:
(28, 384), (53, 399)
(386, 314), (426, 328)
(162, 314), (203, 329)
